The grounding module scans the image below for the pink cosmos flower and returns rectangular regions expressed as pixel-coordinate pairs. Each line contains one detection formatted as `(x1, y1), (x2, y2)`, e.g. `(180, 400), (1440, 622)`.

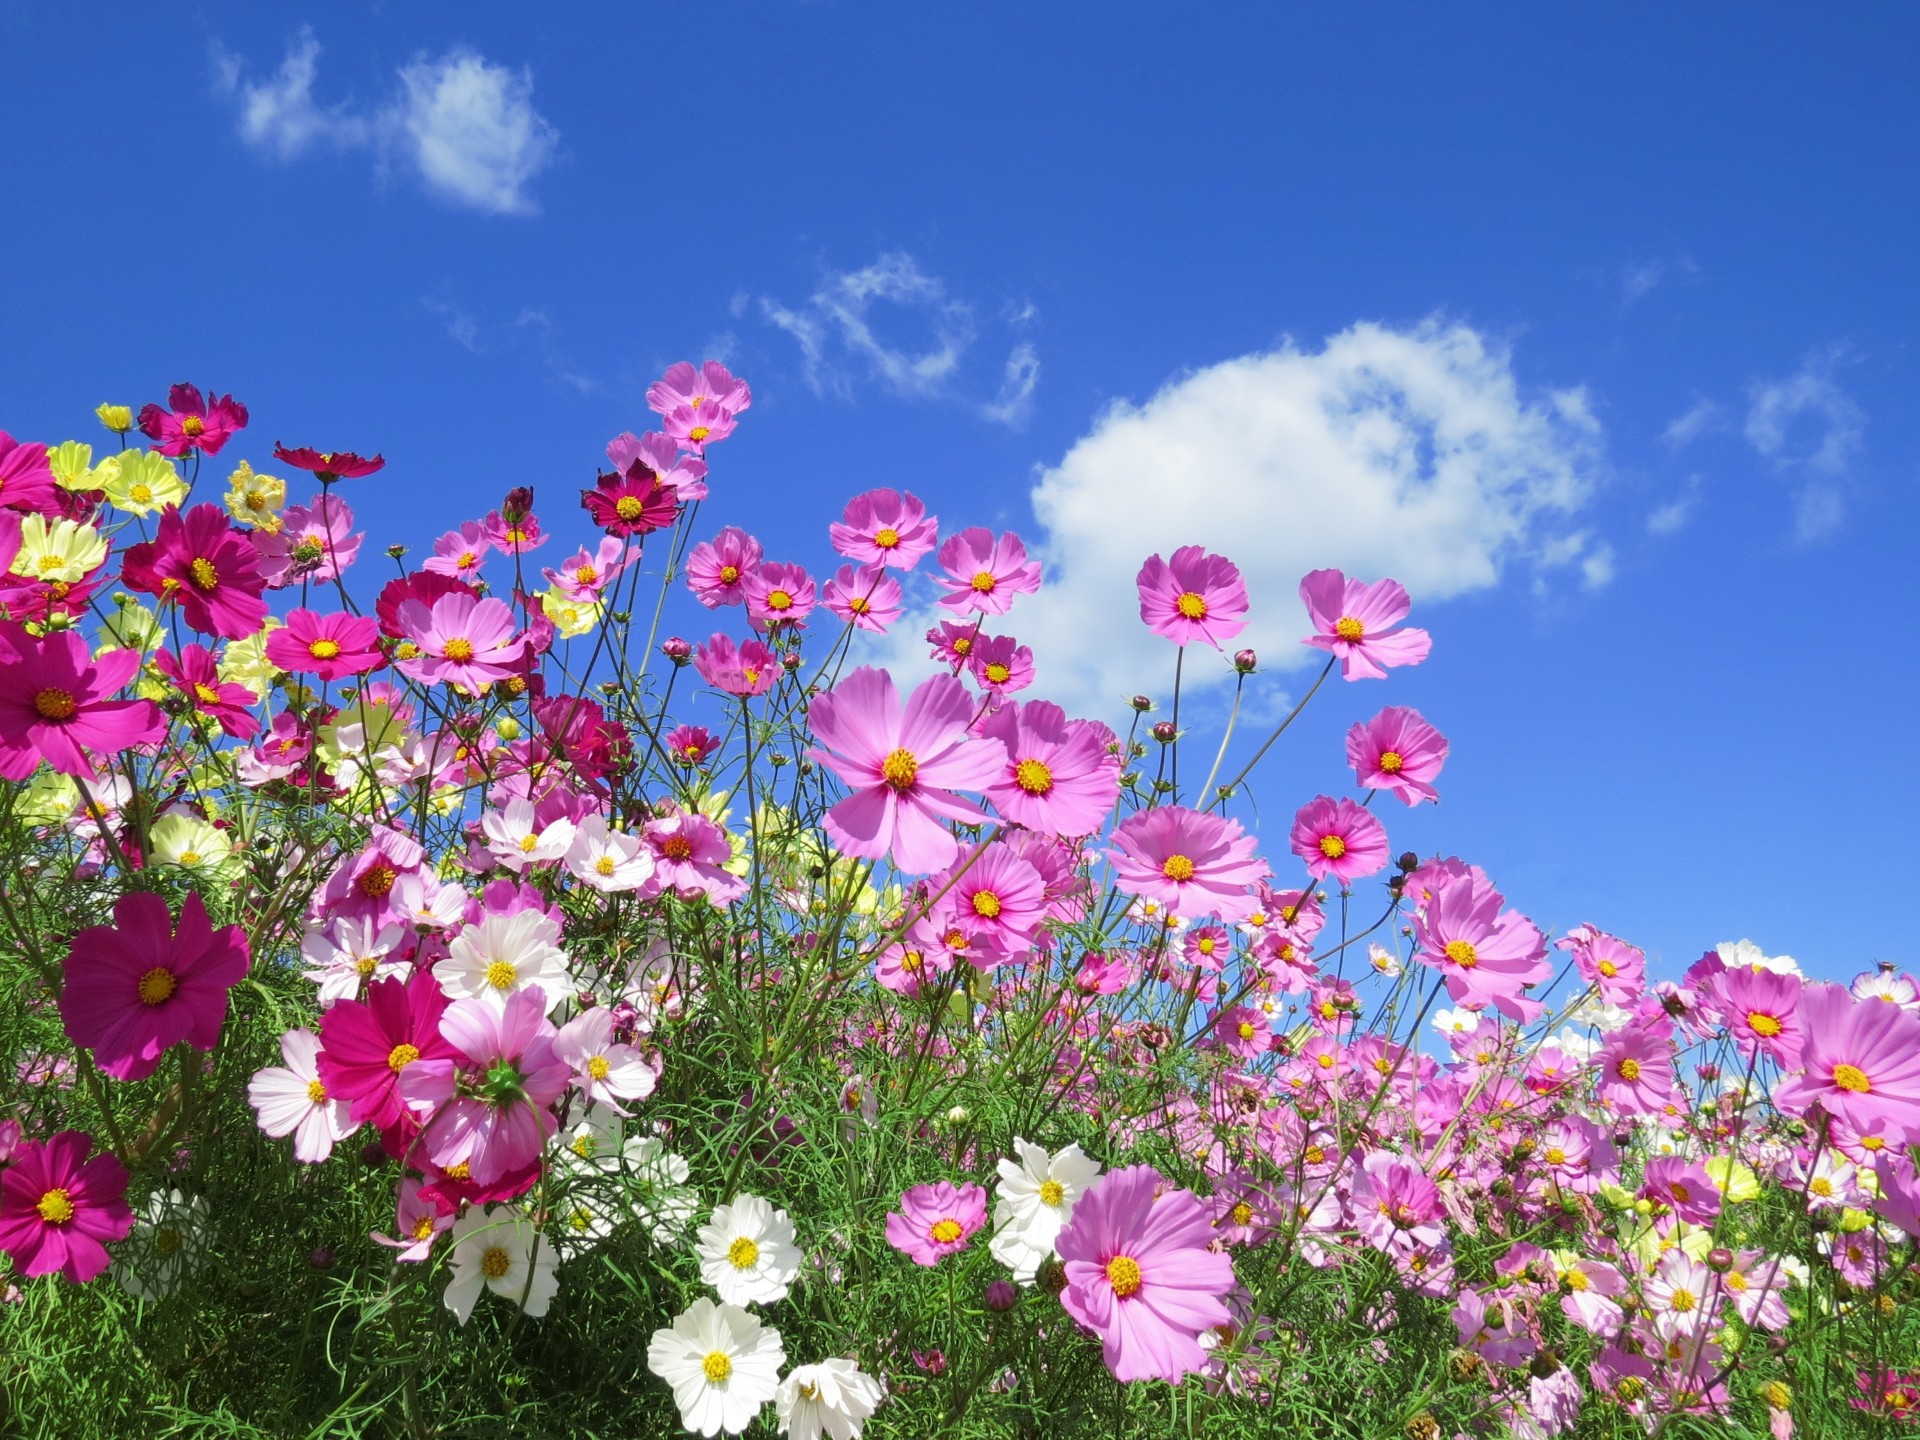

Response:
(643, 811), (747, 905)
(122, 503), (269, 640)
(1346, 707), (1447, 805)
(395, 592), (525, 691)
(885, 1181), (987, 1266)
(822, 564), (904, 633)
(1412, 872), (1548, 1022)
(1109, 807), (1269, 922)
(875, 920), (953, 997)
(551, 1006), (657, 1113)
(1288, 795), (1390, 886)
(0, 432), (58, 514)
(662, 400), (736, 452)
(581, 469), (680, 537)
(977, 699), (1120, 837)
(249, 1028), (357, 1163)
(317, 972), (458, 1149)
(315, 826), (427, 927)
(693, 632), (778, 697)
(606, 428), (708, 500)
(941, 842), (1047, 955)
(155, 643), (261, 739)
(808, 667), (1006, 874)
(60, 890), (250, 1082)
(1593, 1021), (1676, 1117)
(1639, 1157), (1721, 1225)
(1773, 982), (1920, 1138)
(1055, 1165), (1237, 1385)
(743, 561), (816, 629)
(1299, 568), (1433, 681)
(373, 1176), (454, 1262)
(648, 360), (752, 420)
(1715, 964), (1804, 1066)
(1351, 1151), (1447, 1258)
(0, 1131), (133, 1283)
(685, 526), (762, 607)
(138, 383), (248, 457)
(1136, 547), (1250, 649)
(543, 536), (628, 604)
(483, 504), (547, 555)
(0, 622), (165, 779)
(931, 528), (1042, 616)
(926, 619), (984, 670)
(1557, 924), (1646, 1007)
(664, 724), (719, 766)
(265, 609), (386, 682)
(425, 522), (491, 580)
(1212, 1006), (1270, 1060)
(968, 633), (1035, 696)
(830, 488), (940, 569)
(256, 493), (362, 587)
(398, 989), (569, 1185)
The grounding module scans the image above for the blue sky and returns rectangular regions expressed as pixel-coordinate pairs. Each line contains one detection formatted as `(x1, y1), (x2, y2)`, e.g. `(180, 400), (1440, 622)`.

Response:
(1, 3), (1913, 981)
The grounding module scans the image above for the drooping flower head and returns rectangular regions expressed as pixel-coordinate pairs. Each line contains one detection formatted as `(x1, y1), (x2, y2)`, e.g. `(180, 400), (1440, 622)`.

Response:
(1109, 806), (1269, 922)
(1288, 795), (1390, 886)
(822, 564), (904, 633)
(1136, 546), (1250, 649)
(140, 384), (248, 458)
(271, 444), (386, 482)
(830, 488), (940, 570)
(0, 622), (165, 779)
(0, 1131), (133, 1283)
(1299, 567), (1432, 680)
(931, 528), (1042, 616)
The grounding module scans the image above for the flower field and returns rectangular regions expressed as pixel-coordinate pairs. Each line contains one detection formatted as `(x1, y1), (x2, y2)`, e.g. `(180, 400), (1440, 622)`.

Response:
(0, 368), (1916, 1439)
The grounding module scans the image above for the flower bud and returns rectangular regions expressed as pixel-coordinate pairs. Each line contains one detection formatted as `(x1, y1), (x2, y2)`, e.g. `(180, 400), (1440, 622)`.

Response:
(385, 543), (409, 559)
(308, 1246), (336, 1270)
(1706, 1247), (1734, 1273)
(1129, 695), (1153, 713)
(96, 403), (134, 434)
(360, 1140), (387, 1168)
(661, 636), (692, 664)
(985, 1280), (1017, 1313)
(945, 1105), (969, 1126)
(783, 652), (803, 672)
(1232, 648), (1258, 674)
(502, 486), (535, 521)
(1397, 851), (1420, 873)
(1151, 721), (1177, 744)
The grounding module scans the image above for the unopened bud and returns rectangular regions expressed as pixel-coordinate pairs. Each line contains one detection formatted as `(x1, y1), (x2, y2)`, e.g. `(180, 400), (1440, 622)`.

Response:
(1129, 695), (1153, 713)
(1397, 851), (1419, 873)
(985, 1280), (1017, 1313)
(1232, 648), (1257, 674)
(783, 652), (803, 672)
(1706, 1247), (1734, 1273)
(96, 403), (133, 434)
(1151, 721), (1177, 744)
(661, 637), (692, 664)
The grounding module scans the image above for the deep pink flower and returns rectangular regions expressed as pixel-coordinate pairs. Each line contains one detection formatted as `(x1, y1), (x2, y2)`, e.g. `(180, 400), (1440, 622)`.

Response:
(1109, 806), (1269, 922)
(1288, 795), (1390, 886)
(1136, 547), (1249, 648)
(647, 360), (752, 420)
(376, 571), (476, 638)
(394, 591), (525, 691)
(265, 609), (386, 682)
(1055, 1165), (1236, 1384)
(1774, 983), (1920, 1138)
(271, 445), (385, 481)
(743, 561), (816, 629)
(968, 633), (1035, 695)
(482, 504), (547, 556)
(685, 526), (762, 607)
(155, 643), (260, 739)
(315, 827), (427, 927)
(0, 622), (165, 779)
(977, 699), (1120, 837)
(60, 891), (250, 1082)
(1346, 706), (1447, 805)
(931, 528), (1042, 616)
(581, 469), (681, 537)
(808, 667), (1006, 874)
(1412, 872), (1548, 1022)
(606, 428), (708, 499)
(318, 972), (459, 1148)
(398, 989), (569, 1185)
(885, 1181), (987, 1266)
(940, 842), (1047, 955)
(1299, 568), (1432, 681)
(0, 432), (58, 515)
(0, 1131), (133, 1282)
(139, 384), (248, 458)
(693, 632), (778, 697)
(822, 564), (904, 633)
(664, 724), (719, 766)
(122, 503), (269, 640)
(830, 488), (940, 570)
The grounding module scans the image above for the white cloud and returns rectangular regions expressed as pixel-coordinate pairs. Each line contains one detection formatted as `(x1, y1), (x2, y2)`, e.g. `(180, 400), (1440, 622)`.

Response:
(1621, 260), (1667, 305)
(515, 309), (596, 394)
(1745, 349), (1863, 476)
(214, 31), (557, 216)
(1661, 398), (1720, 450)
(1647, 475), (1703, 536)
(422, 294), (482, 353)
(761, 253), (1037, 426)
(861, 320), (1607, 716)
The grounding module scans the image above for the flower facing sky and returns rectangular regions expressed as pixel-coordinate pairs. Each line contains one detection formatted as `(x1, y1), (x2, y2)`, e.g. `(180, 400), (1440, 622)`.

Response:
(697, 1193), (803, 1305)
(886, 1181), (988, 1267)
(0, 1130), (134, 1284)
(1299, 567), (1432, 681)
(1109, 806), (1269, 922)
(0, 622), (165, 780)
(1135, 546), (1250, 648)
(648, 1298), (785, 1437)
(930, 527), (1042, 615)
(1288, 795), (1389, 886)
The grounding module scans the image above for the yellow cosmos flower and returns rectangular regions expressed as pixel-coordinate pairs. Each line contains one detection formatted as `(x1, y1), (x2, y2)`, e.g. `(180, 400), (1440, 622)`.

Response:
(149, 812), (234, 873)
(96, 404), (133, 435)
(8, 514), (109, 584)
(97, 597), (164, 656)
(104, 451), (188, 517)
(47, 441), (104, 492)
(218, 622), (282, 692)
(1704, 1156), (1759, 1204)
(224, 461), (287, 533)
(540, 587), (602, 639)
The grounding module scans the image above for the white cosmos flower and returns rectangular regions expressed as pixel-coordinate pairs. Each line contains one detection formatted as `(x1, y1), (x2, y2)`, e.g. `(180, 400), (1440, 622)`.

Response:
(1431, 1006), (1480, 1038)
(437, 909), (571, 1013)
(625, 1135), (699, 1243)
(112, 1189), (210, 1300)
(443, 1204), (559, 1325)
(555, 1106), (626, 1175)
(988, 1138), (1101, 1284)
(696, 1193), (802, 1306)
(647, 1297), (784, 1437)
(300, 915), (409, 1007)
(1716, 939), (1802, 979)
(1548, 1026), (1602, 1064)
(1850, 965), (1920, 1011)
(776, 1357), (885, 1440)
(247, 1028), (355, 1163)
(552, 1007), (658, 1112)
(481, 796), (578, 872)
(565, 815), (656, 893)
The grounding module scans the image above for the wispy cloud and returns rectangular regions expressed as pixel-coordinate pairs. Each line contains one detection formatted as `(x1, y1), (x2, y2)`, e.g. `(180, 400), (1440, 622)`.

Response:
(212, 28), (558, 216)
(1661, 398), (1720, 450)
(515, 309), (596, 394)
(761, 252), (1039, 427)
(422, 293), (483, 353)
(1619, 253), (1699, 306)
(1647, 475), (1703, 536)
(1745, 347), (1864, 542)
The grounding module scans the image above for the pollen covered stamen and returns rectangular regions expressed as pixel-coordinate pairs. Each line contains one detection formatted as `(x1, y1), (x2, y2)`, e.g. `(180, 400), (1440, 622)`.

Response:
(1318, 835), (1347, 860)
(1334, 616), (1365, 642)
(1444, 939), (1478, 969)
(1106, 1254), (1143, 1297)
(188, 557), (219, 590)
(33, 688), (78, 721)
(881, 748), (918, 791)
(36, 1188), (76, 1225)
(1175, 591), (1208, 620)
(929, 1218), (963, 1244)
(727, 1236), (760, 1270)
(1377, 750), (1404, 774)
(1161, 854), (1196, 882)
(138, 966), (177, 1006)
(1833, 1063), (1871, 1093)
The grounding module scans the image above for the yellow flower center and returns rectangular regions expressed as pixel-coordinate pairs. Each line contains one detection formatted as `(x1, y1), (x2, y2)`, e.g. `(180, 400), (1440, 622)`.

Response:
(688, 425), (711, 443)
(719, 564), (740, 583)
(33, 687), (78, 722)
(309, 639), (341, 660)
(972, 891), (1003, 919)
(1237, 1022), (1256, 1040)
(1669, 1287), (1696, 1313)
(483, 960), (517, 991)
(874, 527), (900, 548)
(901, 950), (924, 972)
(930, 1218), (964, 1244)
(1378, 751), (1404, 774)
(1229, 1201), (1253, 1226)
(615, 496), (644, 521)
(1159, 854), (1196, 883)
(442, 638), (475, 663)
(1014, 758), (1053, 795)
(130, 483), (153, 504)
(969, 571), (997, 593)
(882, 748), (918, 790)
(1833, 1063), (1871, 1093)
(595, 855), (617, 877)
(193, 682), (223, 705)
(728, 1236), (759, 1269)
(1545, 1146), (1566, 1166)
(480, 1246), (512, 1280)
(1106, 1255), (1143, 1297)
(663, 835), (696, 863)
(767, 589), (793, 611)
(849, 596), (870, 613)
(181, 416), (206, 438)
(413, 1215), (437, 1241)
(1444, 939), (1478, 969)
(1318, 835), (1347, 860)
(138, 967), (177, 1006)
(575, 565), (598, 585)
(387, 1042), (420, 1072)
(588, 1055), (611, 1080)
(703, 1352), (732, 1383)
(1810, 1176), (1833, 1197)
(1564, 1267), (1589, 1291)
(188, 557), (219, 590)
(1334, 616), (1365, 642)
(180, 852), (202, 867)
(985, 663), (1011, 684)
(1175, 591), (1207, 620)
(36, 1188), (76, 1225)
(1616, 1057), (1642, 1082)
(306, 1078), (327, 1103)
(519, 834), (540, 853)
(1039, 1180), (1065, 1207)
(1597, 959), (1618, 977)
(1748, 1011), (1783, 1038)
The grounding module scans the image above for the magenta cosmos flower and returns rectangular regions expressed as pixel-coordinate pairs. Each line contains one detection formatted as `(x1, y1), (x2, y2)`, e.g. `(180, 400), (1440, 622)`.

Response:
(1288, 795), (1390, 886)
(885, 1181), (987, 1266)
(977, 699), (1120, 837)
(581, 469), (680, 538)
(1135, 546), (1250, 649)
(155, 643), (260, 740)
(271, 444), (386, 482)
(1346, 706), (1447, 805)
(693, 632), (778, 697)
(122, 503), (269, 641)
(265, 609), (386, 682)
(648, 359), (752, 419)
(931, 528), (1042, 616)
(1109, 806), (1269, 923)
(394, 591), (524, 691)
(685, 526), (762, 608)
(607, 428), (708, 500)
(1299, 568), (1432, 681)
(0, 1131), (133, 1283)
(830, 488), (940, 570)
(823, 564), (905, 634)
(0, 622), (165, 780)
(0, 431), (58, 515)
(60, 890), (250, 1082)
(1774, 983), (1920, 1138)
(139, 383), (248, 458)
(1055, 1165), (1236, 1384)
(398, 989), (569, 1186)
(808, 667), (1005, 874)
(318, 972), (458, 1149)
(743, 561), (816, 629)
(1412, 872), (1549, 1022)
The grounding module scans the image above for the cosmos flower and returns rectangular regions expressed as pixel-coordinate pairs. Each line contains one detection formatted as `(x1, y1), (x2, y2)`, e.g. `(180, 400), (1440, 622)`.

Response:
(0, 622), (165, 779)
(442, 1204), (559, 1324)
(1288, 795), (1390, 887)
(1345, 706), (1447, 805)
(989, 1138), (1102, 1284)
(1299, 567), (1432, 681)
(264, 609), (385, 682)
(140, 384), (248, 458)
(0, 1130), (134, 1283)
(978, 699), (1120, 837)
(121, 503), (269, 641)
(775, 1358), (886, 1440)
(248, 1027), (357, 1163)
(686, 527), (763, 608)
(693, 633), (778, 698)
(1135, 546), (1250, 649)
(830, 488), (939, 570)
(930, 528), (1042, 616)
(1773, 982), (1920, 1137)
(886, 1181), (988, 1267)
(647, 1298), (785, 1437)
(1110, 806), (1269, 922)
(698, 1194), (804, 1304)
